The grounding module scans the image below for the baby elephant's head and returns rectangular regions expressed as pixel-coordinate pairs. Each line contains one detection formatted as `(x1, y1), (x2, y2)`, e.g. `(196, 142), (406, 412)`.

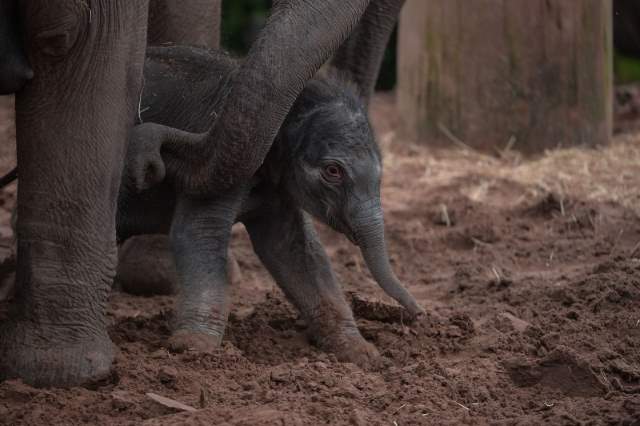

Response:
(276, 76), (423, 317)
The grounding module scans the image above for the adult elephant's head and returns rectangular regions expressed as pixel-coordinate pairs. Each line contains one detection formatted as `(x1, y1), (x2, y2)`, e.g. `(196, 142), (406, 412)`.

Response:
(0, 0), (33, 94)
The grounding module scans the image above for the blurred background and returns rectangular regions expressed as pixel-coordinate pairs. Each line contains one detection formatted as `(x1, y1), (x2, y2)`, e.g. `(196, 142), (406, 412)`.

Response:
(222, 0), (640, 153)
(220, 0), (398, 90)
(221, 0), (638, 90)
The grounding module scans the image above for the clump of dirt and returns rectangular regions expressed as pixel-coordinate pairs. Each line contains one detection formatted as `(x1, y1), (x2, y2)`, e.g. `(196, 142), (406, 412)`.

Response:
(1, 94), (640, 424)
(505, 346), (609, 397)
(349, 293), (419, 324)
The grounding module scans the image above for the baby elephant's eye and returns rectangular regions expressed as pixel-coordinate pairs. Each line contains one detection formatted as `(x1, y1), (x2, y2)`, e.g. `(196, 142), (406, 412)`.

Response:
(322, 163), (343, 183)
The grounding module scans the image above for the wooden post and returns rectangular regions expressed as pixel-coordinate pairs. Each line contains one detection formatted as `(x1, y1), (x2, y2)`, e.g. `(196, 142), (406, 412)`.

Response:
(397, 0), (613, 154)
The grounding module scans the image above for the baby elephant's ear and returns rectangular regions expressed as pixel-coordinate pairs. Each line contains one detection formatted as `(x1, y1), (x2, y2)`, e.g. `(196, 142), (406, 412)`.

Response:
(126, 123), (167, 192)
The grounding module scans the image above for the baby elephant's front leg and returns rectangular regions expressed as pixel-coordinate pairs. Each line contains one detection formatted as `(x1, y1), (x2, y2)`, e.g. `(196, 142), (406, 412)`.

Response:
(244, 205), (379, 368)
(169, 190), (242, 353)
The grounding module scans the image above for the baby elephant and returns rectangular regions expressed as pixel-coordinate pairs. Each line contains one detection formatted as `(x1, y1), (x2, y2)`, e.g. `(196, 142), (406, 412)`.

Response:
(120, 46), (424, 366)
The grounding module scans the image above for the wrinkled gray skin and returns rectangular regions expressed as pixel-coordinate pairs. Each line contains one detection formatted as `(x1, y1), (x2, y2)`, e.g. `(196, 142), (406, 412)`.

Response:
(117, 46), (422, 364)
(0, 0), (406, 387)
(0, 0), (150, 389)
(129, 0), (406, 197)
(147, 0), (221, 49)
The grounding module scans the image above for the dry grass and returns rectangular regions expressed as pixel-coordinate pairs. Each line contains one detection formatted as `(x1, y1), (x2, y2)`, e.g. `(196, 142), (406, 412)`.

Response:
(377, 128), (640, 216)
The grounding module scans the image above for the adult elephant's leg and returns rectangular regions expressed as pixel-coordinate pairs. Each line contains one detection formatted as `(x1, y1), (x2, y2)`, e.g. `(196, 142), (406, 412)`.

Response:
(148, 0), (221, 48)
(244, 204), (379, 367)
(122, 0), (222, 297)
(130, 0), (372, 196)
(168, 190), (244, 353)
(0, 0), (149, 388)
(330, 0), (406, 105)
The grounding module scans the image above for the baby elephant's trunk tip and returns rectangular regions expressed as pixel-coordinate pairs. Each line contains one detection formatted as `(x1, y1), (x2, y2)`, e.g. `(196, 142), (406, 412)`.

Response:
(352, 205), (425, 318)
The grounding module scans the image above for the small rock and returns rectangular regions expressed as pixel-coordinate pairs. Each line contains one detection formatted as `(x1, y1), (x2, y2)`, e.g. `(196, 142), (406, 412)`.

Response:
(150, 349), (168, 359)
(260, 390), (275, 403)
(146, 392), (196, 412)
(270, 366), (291, 383)
(199, 387), (208, 409)
(450, 313), (475, 334)
(414, 361), (428, 378)
(566, 311), (579, 320)
(349, 409), (367, 426)
(609, 358), (640, 381)
(496, 312), (531, 333)
(1, 380), (33, 403)
(541, 332), (561, 350)
(242, 381), (258, 391)
(336, 383), (360, 399)
(111, 390), (135, 411)
(158, 366), (178, 387)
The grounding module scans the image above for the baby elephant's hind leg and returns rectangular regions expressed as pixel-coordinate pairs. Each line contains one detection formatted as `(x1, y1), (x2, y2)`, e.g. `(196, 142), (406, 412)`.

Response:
(168, 191), (243, 353)
(244, 205), (379, 368)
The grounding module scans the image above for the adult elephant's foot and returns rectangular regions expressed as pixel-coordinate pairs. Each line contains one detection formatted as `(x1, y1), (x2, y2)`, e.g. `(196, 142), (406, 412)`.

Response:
(116, 235), (177, 296)
(167, 329), (223, 354)
(0, 320), (114, 388)
(309, 321), (381, 369)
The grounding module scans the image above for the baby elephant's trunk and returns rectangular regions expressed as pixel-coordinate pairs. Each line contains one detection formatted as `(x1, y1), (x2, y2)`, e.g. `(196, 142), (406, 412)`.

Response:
(351, 199), (425, 317)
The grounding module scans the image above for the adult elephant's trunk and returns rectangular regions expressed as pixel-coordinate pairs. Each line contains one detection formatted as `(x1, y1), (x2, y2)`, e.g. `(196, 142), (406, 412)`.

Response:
(130, 0), (372, 196)
(352, 200), (424, 317)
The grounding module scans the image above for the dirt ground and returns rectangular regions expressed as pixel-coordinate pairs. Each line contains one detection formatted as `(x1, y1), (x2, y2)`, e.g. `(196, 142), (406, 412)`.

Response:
(1, 92), (640, 425)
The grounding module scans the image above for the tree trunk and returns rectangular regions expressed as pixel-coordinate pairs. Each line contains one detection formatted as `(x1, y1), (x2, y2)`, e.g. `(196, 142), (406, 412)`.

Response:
(397, 0), (613, 154)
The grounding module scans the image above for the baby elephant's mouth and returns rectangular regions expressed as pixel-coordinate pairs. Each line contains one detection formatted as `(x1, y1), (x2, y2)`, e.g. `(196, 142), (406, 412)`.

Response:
(345, 231), (358, 246)
(338, 221), (359, 245)
(320, 211), (357, 244)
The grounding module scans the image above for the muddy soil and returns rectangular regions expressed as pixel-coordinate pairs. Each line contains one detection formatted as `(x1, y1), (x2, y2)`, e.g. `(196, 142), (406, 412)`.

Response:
(1, 93), (640, 425)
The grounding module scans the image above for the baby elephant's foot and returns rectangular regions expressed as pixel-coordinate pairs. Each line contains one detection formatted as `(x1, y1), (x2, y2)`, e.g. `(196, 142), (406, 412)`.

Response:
(168, 329), (223, 354)
(311, 323), (381, 369)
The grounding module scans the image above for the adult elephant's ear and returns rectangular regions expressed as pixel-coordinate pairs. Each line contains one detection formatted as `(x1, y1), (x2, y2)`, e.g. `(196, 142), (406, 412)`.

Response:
(330, 0), (407, 107)
(148, 0), (372, 198)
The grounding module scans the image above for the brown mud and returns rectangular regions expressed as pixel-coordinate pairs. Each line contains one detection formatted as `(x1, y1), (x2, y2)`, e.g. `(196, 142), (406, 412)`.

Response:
(1, 94), (640, 425)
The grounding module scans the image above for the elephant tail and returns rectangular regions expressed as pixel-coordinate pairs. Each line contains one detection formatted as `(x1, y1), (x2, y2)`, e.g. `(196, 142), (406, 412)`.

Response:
(0, 167), (17, 187)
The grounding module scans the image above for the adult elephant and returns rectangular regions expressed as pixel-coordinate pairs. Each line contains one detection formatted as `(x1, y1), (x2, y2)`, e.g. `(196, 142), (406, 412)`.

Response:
(133, 0), (406, 195)
(0, 0), (151, 388)
(0, 0), (405, 388)
(147, 0), (222, 49)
